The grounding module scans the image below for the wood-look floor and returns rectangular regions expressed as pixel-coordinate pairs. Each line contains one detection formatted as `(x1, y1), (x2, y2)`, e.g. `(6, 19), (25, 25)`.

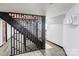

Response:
(16, 40), (66, 56)
(0, 40), (66, 56)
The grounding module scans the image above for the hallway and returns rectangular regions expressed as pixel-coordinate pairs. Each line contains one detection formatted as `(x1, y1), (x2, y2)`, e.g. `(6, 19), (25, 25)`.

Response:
(0, 3), (79, 56)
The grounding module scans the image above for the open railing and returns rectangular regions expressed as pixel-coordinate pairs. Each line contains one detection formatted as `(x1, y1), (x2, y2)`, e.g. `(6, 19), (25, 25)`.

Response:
(0, 12), (45, 56)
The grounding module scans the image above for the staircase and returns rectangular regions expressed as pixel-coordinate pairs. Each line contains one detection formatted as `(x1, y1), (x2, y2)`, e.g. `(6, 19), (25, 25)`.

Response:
(0, 12), (45, 56)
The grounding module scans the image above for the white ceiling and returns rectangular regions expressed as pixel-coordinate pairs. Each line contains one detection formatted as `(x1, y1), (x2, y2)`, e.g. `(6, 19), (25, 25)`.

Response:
(0, 3), (51, 16)
(0, 3), (75, 16)
(46, 3), (75, 18)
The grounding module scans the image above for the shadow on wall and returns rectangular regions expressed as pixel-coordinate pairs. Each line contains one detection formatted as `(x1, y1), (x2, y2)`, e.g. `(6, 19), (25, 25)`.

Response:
(63, 4), (79, 56)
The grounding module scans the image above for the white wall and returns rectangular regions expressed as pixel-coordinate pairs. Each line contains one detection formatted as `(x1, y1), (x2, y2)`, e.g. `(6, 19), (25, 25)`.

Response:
(46, 14), (65, 46)
(0, 19), (3, 46)
(7, 23), (11, 40)
(0, 19), (11, 46)
(46, 3), (74, 46)
(63, 4), (79, 56)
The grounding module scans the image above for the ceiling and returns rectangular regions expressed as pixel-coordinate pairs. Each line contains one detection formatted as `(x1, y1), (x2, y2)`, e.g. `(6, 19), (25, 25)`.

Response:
(46, 3), (75, 18)
(0, 3), (51, 16)
(0, 3), (75, 16)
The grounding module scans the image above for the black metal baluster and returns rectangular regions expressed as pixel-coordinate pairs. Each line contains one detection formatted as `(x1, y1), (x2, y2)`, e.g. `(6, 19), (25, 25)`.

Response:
(20, 15), (22, 53)
(25, 19), (27, 52)
(32, 20), (34, 48)
(24, 35), (26, 52)
(29, 20), (31, 52)
(39, 16), (41, 48)
(21, 33), (22, 53)
(20, 15), (23, 53)
(23, 18), (26, 52)
(31, 20), (33, 47)
(19, 17), (21, 54)
(30, 20), (32, 52)
(39, 16), (41, 49)
(22, 19), (25, 52)
(30, 20), (32, 51)
(13, 29), (15, 55)
(11, 26), (12, 56)
(27, 20), (29, 52)
(14, 29), (16, 55)
(33, 20), (37, 45)
(21, 14), (24, 53)
(20, 17), (22, 53)
(17, 31), (19, 54)
(23, 35), (24, 53)
(31, 20), (33, 46)
(16, 14), (17, 55)
(16, 14), (18, 55)
(41, 16), (45, 49)
(38, 16), (40, 49)
(36, 16), (38, 49)
(19, 32), (20, 54)
(33, 19), (35, 50)
(20, 33), (21, 54)
(11, 13), (14, 56)
(12, 27), (14, 55)
(22, 19), (24, 53)
(25, 19), (28, 52)
(16, 31), (18, 55)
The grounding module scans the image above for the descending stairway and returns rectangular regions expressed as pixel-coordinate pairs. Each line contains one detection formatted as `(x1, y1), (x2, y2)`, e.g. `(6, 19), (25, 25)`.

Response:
(0, 12), (45, 56)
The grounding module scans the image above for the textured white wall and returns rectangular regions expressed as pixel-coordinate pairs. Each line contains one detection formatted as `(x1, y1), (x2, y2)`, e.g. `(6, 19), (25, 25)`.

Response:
(0, 19), (3, 46)
(46, 14), (65, 46)
(63, 4), (79, 56)
(46, 3), (74, 46)
(7, 23), (11, 40)
(46, 24), (63, 46)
